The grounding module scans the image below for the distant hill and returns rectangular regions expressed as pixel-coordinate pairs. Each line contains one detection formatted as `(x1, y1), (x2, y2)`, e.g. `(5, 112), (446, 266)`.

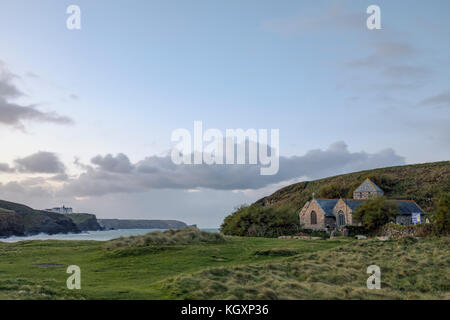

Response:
(98, 219), (189, 230)
(0, 200), (79, 237)
(256, 161), (449, 213)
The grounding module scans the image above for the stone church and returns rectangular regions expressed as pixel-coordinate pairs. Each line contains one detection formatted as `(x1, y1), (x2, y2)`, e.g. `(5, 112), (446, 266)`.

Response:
(299, 178), (425, 231)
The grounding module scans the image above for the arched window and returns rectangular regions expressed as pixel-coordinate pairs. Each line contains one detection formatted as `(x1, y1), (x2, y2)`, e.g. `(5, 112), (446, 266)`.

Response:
(310, 211), (317, 225)
(338, 211), (345, 226)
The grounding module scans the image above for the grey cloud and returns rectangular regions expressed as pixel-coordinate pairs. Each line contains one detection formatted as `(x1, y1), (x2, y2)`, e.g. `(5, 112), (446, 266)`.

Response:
(91, 153), (134, 173)
(0, 97), (74, 128)
(0, 163), (14, 172)
(61, 142), (405, 197)
(419, 89), (450, 108)
(15, 151), (66, 174)
(0, 181), (52, 200)
(0, 63), (73, 128)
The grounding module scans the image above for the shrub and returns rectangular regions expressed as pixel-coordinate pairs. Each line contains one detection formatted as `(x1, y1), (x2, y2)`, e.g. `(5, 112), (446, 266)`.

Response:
(430, 192), (450, 235)
(106, 227), (226, 249)
(221, 205), (300, 238)
(353, 197), (399, 233)
(318, 182), (348, 199)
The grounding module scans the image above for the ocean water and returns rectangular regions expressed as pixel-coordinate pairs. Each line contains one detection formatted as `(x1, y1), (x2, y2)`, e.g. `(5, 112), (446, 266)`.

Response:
(0, 228), (220, 243)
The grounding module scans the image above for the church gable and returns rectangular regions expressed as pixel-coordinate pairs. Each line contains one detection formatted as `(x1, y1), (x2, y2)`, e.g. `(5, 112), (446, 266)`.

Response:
(353, 178), (384, 199)
(299, 199), (334, 230)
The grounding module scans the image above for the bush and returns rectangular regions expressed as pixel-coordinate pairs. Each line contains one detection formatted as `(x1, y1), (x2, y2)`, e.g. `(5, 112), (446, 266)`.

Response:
(353, 197), (399, 233)
(431, 192), (450, 235)
(318, 182), (348, 199)
(106, 227), (226, 249)
(221, 205), (301, 238)
(345, 226), (367, 237)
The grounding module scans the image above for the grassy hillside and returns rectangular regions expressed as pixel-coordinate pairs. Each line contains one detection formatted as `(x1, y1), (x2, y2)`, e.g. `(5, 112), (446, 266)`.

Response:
(257, 161), (450, 213)
(0, 236), (447, 299)
(0, 200), (79, 237)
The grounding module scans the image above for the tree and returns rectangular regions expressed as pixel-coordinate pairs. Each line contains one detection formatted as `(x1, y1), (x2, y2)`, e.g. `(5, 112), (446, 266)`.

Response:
(431, 192), (450, 235)
(353, 197), (399, 233)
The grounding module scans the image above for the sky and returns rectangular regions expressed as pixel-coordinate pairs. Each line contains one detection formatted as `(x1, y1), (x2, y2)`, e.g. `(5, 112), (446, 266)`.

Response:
(0, 0), (449, 227)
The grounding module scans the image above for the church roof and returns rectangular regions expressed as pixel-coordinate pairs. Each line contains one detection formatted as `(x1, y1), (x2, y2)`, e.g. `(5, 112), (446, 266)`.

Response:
(354, 178), (384, 193)
(315, 199), (339, 217)
(393, 200), (425, 214)
(343, 199), (424, 215)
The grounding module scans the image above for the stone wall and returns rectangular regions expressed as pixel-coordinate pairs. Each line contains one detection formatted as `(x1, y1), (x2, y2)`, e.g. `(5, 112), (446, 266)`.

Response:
(395, 215), (412, 225)
(299, 200), (326, 230)
(353, 191), (383, 199)
(333, 199), (354, 226)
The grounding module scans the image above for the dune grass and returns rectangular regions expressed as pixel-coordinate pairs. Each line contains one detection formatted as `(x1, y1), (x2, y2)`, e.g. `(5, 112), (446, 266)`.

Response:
(162, 237), (450, 300)
(106, 227), (227, 249)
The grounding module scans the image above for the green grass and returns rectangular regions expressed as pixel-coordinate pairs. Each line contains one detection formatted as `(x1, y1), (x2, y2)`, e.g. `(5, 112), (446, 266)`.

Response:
(0, 208), (14, 214)
(0, 236), (343, 299)
(163, 237), (450, 300)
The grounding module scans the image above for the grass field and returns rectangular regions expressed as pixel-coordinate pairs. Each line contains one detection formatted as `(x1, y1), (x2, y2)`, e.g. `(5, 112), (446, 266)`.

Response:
(0, 236), (448, 300)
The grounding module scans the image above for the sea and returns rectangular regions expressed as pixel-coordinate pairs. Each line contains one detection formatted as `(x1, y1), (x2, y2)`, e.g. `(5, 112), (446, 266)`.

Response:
(0, 228), (220, 243)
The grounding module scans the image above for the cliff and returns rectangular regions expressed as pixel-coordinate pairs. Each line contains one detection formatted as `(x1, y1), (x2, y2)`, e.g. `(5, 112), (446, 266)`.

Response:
(0, 200), (79, 237)
(64, 213), (103, 231)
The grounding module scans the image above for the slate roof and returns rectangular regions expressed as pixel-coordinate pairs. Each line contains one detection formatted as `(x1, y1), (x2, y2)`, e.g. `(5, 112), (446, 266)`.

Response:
(342, 199), (424, 215)
(315, 199), (339, 217)
(393, 200), (425, 215)
(342, 199), (367, 211)
(313, 198), (425, 217)
(354, 178), (384, 193)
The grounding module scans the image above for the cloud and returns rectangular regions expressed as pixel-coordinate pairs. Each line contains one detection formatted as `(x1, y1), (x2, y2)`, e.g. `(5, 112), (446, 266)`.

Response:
(0, 62), (73, 129)
(60, 142), (405, 197)
(91, 153), (134, 173)
(0, 180), (53, 200)
(0, 163), (14, 173)
(418, 89), (450, 108)
(15, 151), (66, 174)
(0, 97), (74, 128)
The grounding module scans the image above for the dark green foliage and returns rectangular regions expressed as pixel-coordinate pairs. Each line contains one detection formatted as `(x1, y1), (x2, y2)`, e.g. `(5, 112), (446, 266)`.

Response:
(220, 205), (300, 237)
(318, 182), (348, 198)
(345, 225), (367, 236)
(431, 192), (450, 235)
(353, 197), (399, 233)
